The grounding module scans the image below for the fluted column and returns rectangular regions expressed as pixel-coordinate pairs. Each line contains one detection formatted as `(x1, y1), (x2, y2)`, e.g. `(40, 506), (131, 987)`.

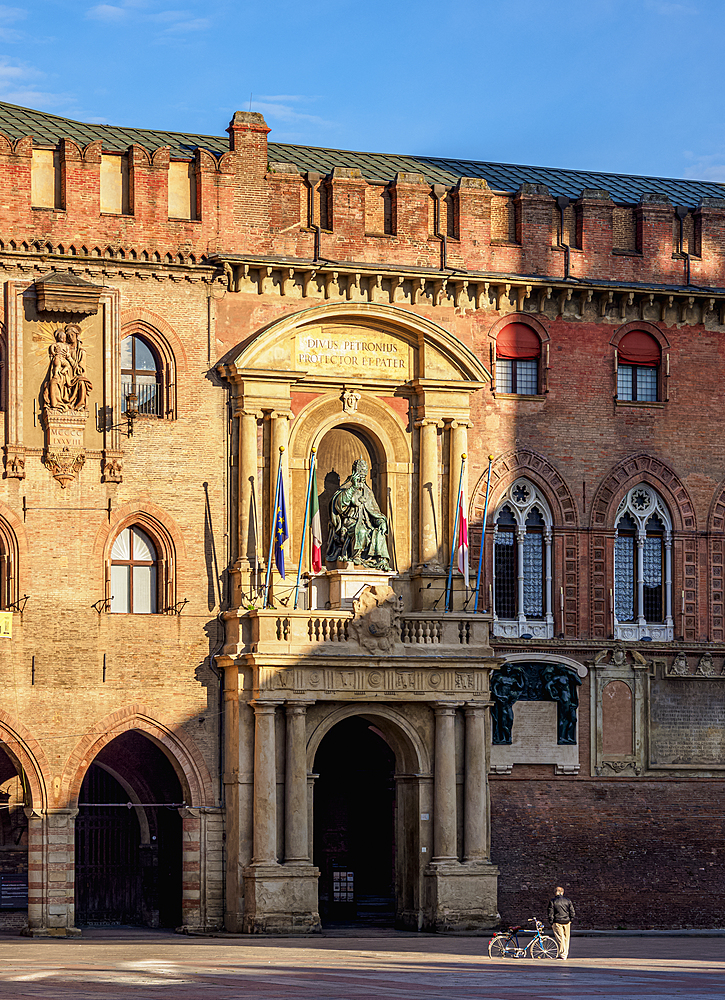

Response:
(463, 704), (487, 863)
(238, 409), (259, 568)
(417, 419), (440, 568)
(433, 703), (460, 863)
(251, 700), (281, 865)
(284, 702), (312, 864)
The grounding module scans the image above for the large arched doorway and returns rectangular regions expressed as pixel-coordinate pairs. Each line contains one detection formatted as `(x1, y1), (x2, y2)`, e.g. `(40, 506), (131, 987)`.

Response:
(75, 730), (183, 928)
(0, 744), (29, 928)
(313, 716), (395, 926)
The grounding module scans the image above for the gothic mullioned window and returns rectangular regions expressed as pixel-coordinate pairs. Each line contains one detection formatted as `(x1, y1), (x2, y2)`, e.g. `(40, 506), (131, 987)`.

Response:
(613, 485), (673, 641)
(493, 479), (554, 639)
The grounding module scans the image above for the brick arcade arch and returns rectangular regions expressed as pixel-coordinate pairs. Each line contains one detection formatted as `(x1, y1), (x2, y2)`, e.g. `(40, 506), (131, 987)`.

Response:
(64, 707), (216, 932)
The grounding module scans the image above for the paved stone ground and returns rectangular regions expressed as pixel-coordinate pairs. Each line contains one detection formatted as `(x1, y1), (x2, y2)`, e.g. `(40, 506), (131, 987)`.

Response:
(0, 929), (722, 999)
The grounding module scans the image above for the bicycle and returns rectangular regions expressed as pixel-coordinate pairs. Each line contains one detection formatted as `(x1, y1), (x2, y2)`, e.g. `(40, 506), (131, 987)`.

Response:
(488, 917), (559, 959)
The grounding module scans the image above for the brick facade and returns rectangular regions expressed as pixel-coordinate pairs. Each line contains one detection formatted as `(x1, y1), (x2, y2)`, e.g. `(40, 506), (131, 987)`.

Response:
(0, 99), (722, 932)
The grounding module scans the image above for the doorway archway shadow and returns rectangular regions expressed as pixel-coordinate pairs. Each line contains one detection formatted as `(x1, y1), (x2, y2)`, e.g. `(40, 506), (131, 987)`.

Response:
(75, 730), (183, 928)
(313, 717), (395, 927)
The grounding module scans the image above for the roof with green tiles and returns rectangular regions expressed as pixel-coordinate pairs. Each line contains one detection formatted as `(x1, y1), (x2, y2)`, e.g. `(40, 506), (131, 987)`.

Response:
(2, 99), (724, 208)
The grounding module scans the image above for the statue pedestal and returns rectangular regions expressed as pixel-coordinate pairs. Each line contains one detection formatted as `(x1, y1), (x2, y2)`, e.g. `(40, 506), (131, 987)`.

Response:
(327, 565), (397, 610)
(41, 408), (88, 488)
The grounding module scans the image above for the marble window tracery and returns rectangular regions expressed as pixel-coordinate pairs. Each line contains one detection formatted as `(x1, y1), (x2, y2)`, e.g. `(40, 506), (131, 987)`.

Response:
(493, 479), (553, 639)
(613, 485), (673, 641)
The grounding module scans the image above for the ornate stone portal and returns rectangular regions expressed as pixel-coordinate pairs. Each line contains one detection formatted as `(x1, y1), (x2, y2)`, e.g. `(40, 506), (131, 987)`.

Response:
(219, 303), (499, 935)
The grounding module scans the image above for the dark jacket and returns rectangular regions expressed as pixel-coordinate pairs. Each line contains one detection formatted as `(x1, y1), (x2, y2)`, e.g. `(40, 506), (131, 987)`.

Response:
(548, 894), (576, 925)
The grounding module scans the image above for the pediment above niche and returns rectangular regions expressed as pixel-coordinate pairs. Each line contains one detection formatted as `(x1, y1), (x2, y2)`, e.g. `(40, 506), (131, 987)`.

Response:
(227, 304), (491, 391)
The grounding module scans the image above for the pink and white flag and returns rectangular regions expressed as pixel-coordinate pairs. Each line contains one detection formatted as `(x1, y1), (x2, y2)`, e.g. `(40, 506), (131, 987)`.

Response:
(310, 462), (322, 573)
(457, 481), (469, 587)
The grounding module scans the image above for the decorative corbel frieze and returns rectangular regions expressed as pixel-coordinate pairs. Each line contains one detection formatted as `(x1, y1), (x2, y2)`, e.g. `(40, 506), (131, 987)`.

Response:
(280, 267), (295, 296)
(681, 295), (695, 322)
(599, 290), (614, 316)
(411, 276), (426, 305)
(538, 285), (553, 312)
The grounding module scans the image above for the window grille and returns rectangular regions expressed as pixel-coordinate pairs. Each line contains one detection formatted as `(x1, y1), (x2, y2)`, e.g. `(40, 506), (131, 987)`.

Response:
(494, 530), (516, 619)
(121, 335), (163, 417)
(495, 358), (538, 395)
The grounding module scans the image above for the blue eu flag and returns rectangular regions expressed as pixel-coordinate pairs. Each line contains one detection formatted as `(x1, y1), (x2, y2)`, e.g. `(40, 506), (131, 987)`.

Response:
(274, 466), (288, 578)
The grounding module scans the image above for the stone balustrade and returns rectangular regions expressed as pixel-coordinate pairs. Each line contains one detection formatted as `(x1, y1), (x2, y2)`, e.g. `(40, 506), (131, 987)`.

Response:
(222, 608), (492, 657)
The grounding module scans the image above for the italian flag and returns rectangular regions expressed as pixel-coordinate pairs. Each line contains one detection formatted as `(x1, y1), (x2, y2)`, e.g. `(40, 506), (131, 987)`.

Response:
(310, 462), (322, 573)
(457, 481), (469, 587)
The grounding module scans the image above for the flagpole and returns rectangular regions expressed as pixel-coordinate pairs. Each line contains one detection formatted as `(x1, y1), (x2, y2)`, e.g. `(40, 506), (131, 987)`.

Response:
(445, 453), (466, 613)
(293, 447), (316, 610)
(263, 445), (284, 608)
(474, 455), (494, 613)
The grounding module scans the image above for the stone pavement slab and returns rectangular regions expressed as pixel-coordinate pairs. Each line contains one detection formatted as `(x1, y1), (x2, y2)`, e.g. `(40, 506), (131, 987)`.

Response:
(0, 930), (722, 999)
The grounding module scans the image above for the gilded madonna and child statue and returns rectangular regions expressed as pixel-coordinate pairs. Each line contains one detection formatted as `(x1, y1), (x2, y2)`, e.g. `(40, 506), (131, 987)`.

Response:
(325, 458), (391, 571)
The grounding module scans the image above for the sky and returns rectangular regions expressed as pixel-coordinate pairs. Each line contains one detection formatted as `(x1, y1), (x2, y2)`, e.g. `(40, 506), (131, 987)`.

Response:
(1, 0), (725, 182)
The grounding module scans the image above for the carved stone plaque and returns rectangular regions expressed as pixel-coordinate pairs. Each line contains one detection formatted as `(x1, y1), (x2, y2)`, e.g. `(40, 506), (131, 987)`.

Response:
(489, 702), (579, 774)
(41, 409), (88, 488)
(295, 326), (411, 378)
(650, 678), (725, 766)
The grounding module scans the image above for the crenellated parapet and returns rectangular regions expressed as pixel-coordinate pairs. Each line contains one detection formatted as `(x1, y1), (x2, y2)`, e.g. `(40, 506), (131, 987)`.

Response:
(3, 105), (725, 289)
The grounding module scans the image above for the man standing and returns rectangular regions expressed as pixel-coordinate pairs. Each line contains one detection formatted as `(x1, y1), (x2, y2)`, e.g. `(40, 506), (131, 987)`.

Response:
(548, 886), (576, 959)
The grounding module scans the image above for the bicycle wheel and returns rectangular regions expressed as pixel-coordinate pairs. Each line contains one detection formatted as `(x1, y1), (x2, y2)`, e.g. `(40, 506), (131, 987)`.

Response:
(488, 935), (512, 958)
(529, 935), (559, 959)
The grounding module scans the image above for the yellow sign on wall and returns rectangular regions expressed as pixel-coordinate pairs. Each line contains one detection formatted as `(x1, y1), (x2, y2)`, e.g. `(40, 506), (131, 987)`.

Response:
(0, 612), (12, 639)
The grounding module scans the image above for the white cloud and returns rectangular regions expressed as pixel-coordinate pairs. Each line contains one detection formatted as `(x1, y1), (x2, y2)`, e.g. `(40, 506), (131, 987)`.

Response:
(86, 4), (210, 33)
(160, 16), (209, 32)
(682, 150), (725, 183)
(0, 5), (26, 21)
(86, 4), (128, 20)
(0, 58), (72, 110)
(253, 99), (335, 130)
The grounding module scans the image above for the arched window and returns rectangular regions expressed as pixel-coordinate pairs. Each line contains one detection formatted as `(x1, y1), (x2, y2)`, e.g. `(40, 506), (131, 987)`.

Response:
(614, 485), (673, 641)
(121, 335), (163, 417)
(493, 479), (553, 638)
(616, 330), (661, 402)
(110, 526), (158, 614)
(495, 323), (541, 395)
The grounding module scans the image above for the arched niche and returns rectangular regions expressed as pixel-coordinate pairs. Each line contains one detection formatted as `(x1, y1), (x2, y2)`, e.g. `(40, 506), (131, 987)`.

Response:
(220, 303), (489, 606)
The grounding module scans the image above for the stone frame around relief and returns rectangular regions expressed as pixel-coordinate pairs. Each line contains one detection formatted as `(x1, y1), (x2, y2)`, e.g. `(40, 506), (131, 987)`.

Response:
(588, 648), (652, 777)
(4, 277), (121, 484)
(488, 654), (587, 775)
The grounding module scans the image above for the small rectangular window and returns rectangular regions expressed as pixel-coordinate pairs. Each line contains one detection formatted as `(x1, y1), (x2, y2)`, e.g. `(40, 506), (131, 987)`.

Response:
(100, 154), (130, 215)
(31, 149), (62, 209)
(168, 160), (197, 220)
(618, 364), (658, 401)
(496, 358), (538, 395)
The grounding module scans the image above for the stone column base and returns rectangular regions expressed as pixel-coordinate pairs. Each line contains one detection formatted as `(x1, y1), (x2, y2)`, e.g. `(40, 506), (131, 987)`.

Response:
(242, 863), (321, 934)
(423, 861), (499, 932)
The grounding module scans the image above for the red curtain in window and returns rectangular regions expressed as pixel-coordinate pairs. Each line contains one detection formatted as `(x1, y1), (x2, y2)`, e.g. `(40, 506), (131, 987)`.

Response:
(496, 323), (541, 360)
(617, 330), (660, 366)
